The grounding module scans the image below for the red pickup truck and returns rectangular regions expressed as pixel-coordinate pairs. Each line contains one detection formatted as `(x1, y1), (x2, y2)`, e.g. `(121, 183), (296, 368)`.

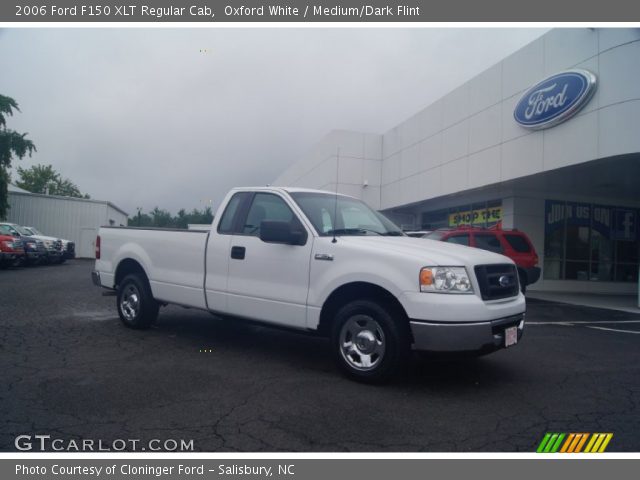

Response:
(0, 234), (26, 268)
(424, 225), (540, 293)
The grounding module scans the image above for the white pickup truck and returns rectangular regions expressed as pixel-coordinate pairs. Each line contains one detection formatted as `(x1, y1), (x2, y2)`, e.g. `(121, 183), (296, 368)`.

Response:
(93, 187), (525, 381)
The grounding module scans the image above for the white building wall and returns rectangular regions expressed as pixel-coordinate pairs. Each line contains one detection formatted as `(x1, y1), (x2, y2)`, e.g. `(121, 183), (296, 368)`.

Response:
(273, 130), (383, 209)
(274, 28), (640, 212)
(7, 192), (128, 258)
(273, 28), (640, 294)
(381, 28), (640, 210)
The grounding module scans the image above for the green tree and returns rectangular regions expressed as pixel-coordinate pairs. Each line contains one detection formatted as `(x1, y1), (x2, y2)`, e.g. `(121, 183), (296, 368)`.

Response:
(16, 164), (89, 198)
(0, 94), (36, 218)
(150, 207), (174, 228)
(175, 208), (188, 229)
(128, 207), (214, 229)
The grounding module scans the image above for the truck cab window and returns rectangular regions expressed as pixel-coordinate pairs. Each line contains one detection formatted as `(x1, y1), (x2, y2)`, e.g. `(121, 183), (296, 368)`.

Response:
(242, 193), (296, 236)
(0, 225), (19, 236)
(217, 192), (248, 234)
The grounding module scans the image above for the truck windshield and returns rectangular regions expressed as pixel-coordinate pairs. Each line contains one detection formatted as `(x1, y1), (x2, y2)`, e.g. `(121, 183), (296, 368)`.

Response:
(290, 192), (404, 237)
(15, 225), (34, 236)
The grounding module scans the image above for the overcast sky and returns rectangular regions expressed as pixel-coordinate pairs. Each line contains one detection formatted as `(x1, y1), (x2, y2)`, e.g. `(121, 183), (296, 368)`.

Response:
(0, 28), (547, 215)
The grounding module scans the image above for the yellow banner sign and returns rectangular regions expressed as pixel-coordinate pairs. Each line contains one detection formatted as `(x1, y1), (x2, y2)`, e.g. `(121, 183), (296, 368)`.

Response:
(449, 207), (502, 227)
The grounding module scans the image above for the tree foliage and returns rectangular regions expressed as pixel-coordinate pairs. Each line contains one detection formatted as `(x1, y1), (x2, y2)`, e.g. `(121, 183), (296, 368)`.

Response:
(0, 94), (36, 219)
(130, 206), (214, 229)
(15, 164), (89, 198)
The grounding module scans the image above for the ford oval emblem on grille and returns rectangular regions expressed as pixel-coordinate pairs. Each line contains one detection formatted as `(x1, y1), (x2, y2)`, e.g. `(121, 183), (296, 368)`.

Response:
(498, 275), (510, 287)
(513, 69), (597, 130)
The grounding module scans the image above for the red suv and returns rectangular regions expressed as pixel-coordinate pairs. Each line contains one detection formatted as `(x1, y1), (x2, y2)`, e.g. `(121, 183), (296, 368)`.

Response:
(424, 225), (540, 293)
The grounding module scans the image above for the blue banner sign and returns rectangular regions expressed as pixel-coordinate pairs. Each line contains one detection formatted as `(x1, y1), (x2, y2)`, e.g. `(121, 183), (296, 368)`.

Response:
(545, 200), (639, 240)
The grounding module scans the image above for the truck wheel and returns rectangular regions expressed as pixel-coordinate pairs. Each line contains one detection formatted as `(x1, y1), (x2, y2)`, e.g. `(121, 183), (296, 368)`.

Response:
(117, 274), (159, 329)
(331, 300), (409, 383)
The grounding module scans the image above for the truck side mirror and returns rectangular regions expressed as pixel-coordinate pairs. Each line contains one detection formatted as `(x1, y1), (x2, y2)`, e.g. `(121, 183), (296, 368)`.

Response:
(259, 220), (306, 246)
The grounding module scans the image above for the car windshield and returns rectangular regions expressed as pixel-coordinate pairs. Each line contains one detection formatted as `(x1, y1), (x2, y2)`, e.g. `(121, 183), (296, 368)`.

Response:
(0, 224), (19, 236)
(25, 227), (41, 235)
(290, 192), (404, 237)
(15, 225), (34, 236)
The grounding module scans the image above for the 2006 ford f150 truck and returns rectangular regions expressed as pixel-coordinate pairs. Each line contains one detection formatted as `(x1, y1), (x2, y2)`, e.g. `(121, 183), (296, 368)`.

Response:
(93, 187), (525, 381)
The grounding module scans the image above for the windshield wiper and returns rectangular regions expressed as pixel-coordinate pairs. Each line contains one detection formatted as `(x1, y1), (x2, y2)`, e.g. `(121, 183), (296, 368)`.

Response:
(327, 228), (384, 236)
(382, 231), (404, 236)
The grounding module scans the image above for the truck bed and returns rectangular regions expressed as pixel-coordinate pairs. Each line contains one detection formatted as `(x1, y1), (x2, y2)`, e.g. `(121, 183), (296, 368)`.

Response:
(97, 227), (210, 309)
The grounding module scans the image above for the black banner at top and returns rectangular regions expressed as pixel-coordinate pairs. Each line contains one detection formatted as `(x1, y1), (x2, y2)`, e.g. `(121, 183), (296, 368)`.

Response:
(3, 0), (640, 22)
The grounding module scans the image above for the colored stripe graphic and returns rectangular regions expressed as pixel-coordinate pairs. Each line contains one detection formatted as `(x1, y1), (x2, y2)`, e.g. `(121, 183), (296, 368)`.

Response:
(538, 433), (613, 453)
(560, 433), (575, 453)
(537, 433), (565, 453)
(584, 434), (598, 453)
(550, 433), (565, 453)
(536, 433), (552, 453)
(584, 433), (614, 453)
(574, 433), (589, 453)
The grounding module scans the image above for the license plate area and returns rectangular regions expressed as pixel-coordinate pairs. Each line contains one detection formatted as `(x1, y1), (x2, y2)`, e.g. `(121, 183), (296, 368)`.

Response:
(505, 326), (518, 347)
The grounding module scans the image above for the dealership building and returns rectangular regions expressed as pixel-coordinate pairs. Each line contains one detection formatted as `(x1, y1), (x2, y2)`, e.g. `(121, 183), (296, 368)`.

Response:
(274, 28), (640, 294)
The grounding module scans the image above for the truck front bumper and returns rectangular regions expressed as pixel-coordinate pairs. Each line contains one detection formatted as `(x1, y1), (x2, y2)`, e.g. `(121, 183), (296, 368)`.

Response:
(410, 313), (525, 353)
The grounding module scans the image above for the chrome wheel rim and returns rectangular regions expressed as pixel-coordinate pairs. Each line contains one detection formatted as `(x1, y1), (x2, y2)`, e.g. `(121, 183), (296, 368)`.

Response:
(120, 284), (140, 322)
(339, 314), (385, 371)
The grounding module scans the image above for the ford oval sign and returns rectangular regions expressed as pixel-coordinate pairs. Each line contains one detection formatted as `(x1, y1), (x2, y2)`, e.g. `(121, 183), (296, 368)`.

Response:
(514, 69), (597, 130)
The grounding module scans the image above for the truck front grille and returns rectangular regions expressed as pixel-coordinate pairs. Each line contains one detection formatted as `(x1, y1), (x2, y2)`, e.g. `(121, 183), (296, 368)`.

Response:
(474, 264), (519, 301)
(35, 240), (46, 253)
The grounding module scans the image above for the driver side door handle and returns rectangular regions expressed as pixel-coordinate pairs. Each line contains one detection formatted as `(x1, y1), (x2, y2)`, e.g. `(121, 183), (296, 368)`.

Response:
(230, 246), (245, 260)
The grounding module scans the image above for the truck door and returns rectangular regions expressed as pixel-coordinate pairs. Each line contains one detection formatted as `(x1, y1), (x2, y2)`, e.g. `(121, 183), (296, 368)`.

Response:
(225, 192), (313, 328)
(205, 191), (251, 312)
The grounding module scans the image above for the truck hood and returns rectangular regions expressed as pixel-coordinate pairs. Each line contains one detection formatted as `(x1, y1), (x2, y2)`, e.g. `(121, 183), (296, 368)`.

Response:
(29, 234), (69, 246)
(29, 234), (57, 242)
(336, 236), (513, 267)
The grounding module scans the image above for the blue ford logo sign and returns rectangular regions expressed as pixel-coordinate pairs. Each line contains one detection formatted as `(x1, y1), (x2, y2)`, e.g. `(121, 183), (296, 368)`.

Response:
(514, 69), (597, 130)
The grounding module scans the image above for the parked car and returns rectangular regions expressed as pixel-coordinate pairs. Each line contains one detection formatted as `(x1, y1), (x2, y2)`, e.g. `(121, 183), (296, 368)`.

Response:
(424, 225), (540, 293)
(22, 226), (75, 262)
(4, 223), (62, 264)
(92, 187), (525, 382)
(0, 223), (47, 265)
(0, 234), (26, 268)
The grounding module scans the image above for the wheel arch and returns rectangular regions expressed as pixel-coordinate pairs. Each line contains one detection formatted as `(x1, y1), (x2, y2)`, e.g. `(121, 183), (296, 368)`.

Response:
(114, 258), (150, 289)
(317, 281), (410, 338)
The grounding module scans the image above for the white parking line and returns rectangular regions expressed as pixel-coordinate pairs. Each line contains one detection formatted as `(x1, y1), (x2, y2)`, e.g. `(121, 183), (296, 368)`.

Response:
(527, 320), (640, 325)
(526, 320), (640, 335)
(585, 326), (640, 335)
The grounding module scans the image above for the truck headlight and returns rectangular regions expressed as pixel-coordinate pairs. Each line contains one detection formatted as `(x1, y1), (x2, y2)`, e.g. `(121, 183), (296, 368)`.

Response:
(420, 267), (473, 294)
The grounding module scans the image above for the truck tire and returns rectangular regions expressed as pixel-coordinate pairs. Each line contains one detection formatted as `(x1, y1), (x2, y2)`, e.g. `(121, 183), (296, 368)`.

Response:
(117, 274), (159, 329)
(331, 299), (410, 383)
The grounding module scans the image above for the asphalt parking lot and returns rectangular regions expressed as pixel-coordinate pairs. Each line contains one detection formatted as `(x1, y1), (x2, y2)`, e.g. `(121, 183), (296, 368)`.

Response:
(1, 260), (639, 452)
